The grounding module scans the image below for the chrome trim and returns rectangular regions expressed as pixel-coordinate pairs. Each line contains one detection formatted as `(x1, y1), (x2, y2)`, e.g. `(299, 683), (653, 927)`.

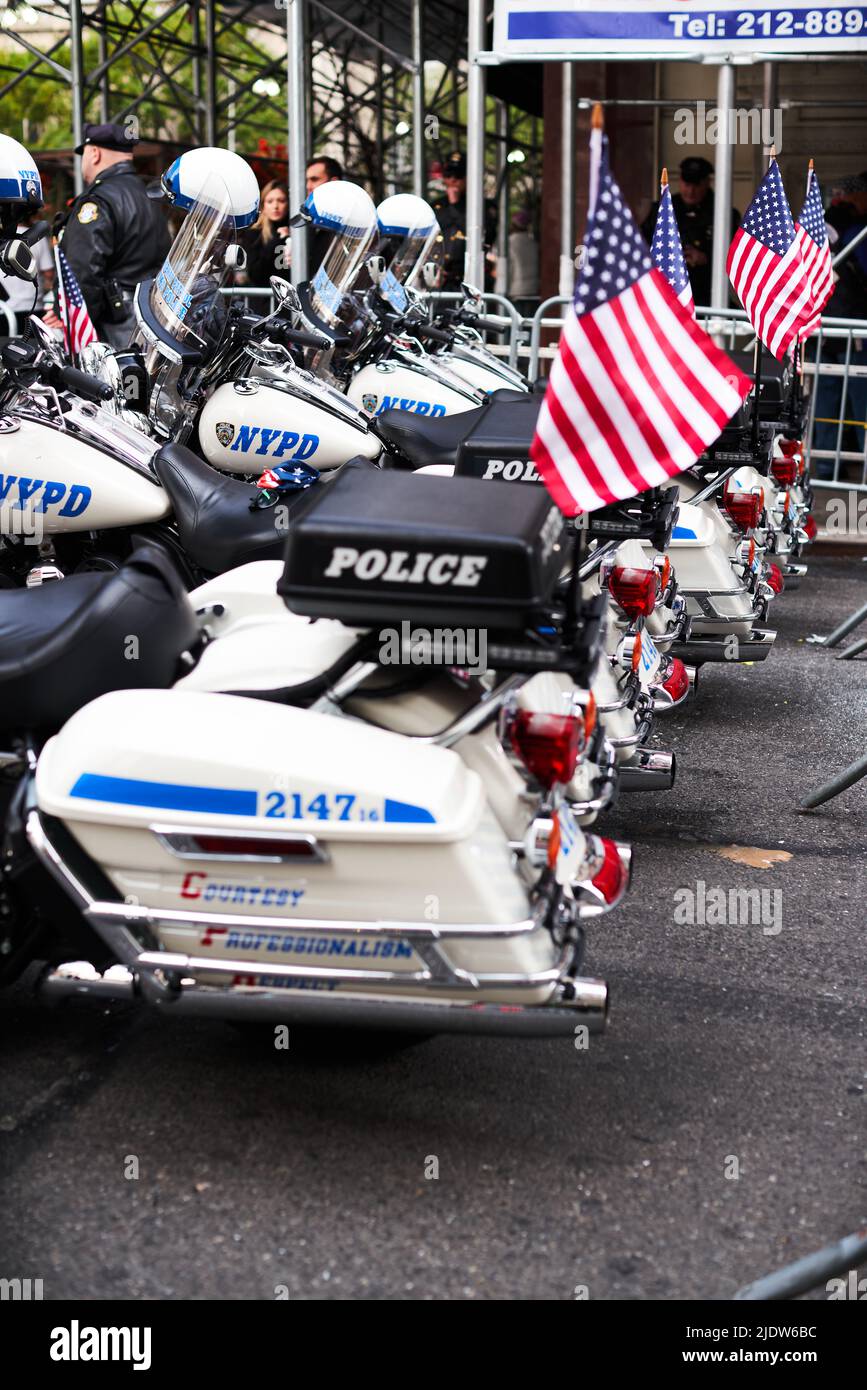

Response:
(150, 825), (330, 865)
(617, 747), (676, 793)
(35, 963), (609, 1037)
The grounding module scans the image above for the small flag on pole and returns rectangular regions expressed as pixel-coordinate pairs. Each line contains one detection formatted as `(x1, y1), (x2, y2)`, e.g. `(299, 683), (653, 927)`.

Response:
(55, 246), (98, 362)
(726, 155), (815, 360)
(529, 115), (751, 517)
(795, 160), (835, 340)
(650, 168), (695, 315)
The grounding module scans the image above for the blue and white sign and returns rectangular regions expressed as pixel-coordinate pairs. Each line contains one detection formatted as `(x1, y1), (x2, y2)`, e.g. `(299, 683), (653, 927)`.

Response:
(491, 2), (867, 59)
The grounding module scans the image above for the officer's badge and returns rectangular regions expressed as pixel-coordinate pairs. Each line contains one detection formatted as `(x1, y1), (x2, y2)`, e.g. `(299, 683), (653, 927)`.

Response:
(77, 202), (99, 224)
(215, 421), (235, 447)
(361, 393), (377, 414)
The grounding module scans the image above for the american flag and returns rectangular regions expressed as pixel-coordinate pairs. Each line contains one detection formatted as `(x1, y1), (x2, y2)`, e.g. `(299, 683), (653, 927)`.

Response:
(726, 158), (814, 361)
(55, 246), (98, 361)
(795, 163), (835, 341)
(650, 173), (694, 314)
(530, 128), (751, 516)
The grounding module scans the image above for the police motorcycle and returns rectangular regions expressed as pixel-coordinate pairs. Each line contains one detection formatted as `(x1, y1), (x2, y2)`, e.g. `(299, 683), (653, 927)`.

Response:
(0, 152), (332, 588)
(1, 469), (631, 1042)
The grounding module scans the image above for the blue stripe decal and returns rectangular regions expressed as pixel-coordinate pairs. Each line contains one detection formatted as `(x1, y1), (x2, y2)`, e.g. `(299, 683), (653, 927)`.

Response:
(384, 798), (436, 824)
(69, 773), (257, 816)
(673, 526), (697, 540)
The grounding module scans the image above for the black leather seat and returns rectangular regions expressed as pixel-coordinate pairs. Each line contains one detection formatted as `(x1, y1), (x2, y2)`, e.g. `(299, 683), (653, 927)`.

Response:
(375, 390), (540, 470)
(154, 443), (299, 575)
(375, 402), (488, 469)
(0, 548), (198, 733)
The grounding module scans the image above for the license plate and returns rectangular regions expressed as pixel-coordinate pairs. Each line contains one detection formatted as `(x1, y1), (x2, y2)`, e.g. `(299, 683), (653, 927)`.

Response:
(638, 629), (662, 689)
(555, 803), (585, 886)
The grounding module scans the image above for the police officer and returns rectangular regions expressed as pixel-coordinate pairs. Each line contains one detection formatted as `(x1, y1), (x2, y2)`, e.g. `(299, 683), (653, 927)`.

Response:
(641, 156), (739, 307)
(431, 151), (497, 291)
(58, 122), (170, 347)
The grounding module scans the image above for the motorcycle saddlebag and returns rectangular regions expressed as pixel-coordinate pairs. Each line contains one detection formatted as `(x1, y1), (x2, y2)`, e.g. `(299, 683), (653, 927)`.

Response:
(453, 394), (544, 484)
(278, 466), (565, 628)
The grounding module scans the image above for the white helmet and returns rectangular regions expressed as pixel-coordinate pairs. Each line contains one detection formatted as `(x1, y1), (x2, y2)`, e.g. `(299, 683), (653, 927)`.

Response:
(294, 179), (377, 239)
(375, 193), (440, 296)
(376, 193), (437, 241)
(159, 147), (259, 229)
(0, 133), (43, 211)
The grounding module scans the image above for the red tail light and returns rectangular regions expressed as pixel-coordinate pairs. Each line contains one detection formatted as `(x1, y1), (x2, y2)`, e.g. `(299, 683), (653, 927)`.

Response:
(803, 514), (818, 541)
(765, 562), (785, 594)
(590, 838), (629, 905)
(778, 438), (802, 458)
(661, 656), (690, 702)
(609, 565), (657, 618)
(509, 711), (583, 789)
(723, 486), (763, 531)
(771, 455), (798, 486)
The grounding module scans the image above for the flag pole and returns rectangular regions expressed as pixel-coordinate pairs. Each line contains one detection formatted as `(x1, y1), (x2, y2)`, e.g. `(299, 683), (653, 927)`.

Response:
(565, 103), (604, 637)
(751, 146), (778, 449)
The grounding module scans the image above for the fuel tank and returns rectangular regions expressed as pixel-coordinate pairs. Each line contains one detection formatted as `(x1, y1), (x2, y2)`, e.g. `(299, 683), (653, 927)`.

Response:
(437, 348), (528, 397)
(1, 410), (169, 535)
(349, 358), (482, 419)
(198, 378), (381, 475)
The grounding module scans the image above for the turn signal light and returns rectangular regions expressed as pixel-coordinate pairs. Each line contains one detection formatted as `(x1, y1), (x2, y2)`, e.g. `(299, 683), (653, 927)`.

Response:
(584, 691), (597, 740)
(630, 631), (643, 673)
(803, 514), (818, 541)
(771, 455), (798, 487)
(723, 486), (763, 531)
(509, 711), (584, 789)
(765, 562), (785, 594)
(609, 565), (657, 618)
(661, 656), (690, 702)
(590, 838), (629, 905)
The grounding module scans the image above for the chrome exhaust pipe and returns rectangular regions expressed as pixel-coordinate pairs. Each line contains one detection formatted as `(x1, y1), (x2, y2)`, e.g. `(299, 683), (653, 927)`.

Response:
(35, 962), (609, 1037)
(618, 746), (676, 792)
(685, 664), (698, 690)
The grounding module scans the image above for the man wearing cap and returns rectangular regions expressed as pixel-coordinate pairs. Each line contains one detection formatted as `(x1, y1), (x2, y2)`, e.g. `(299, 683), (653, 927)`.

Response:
(431, 151), (498, 291)
(641, 156), (739, 308)
(58, 121), (170, 347)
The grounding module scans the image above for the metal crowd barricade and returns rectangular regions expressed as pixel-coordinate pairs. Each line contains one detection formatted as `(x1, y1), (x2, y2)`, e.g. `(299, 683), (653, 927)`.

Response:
(426, 290), (527, 370)
(0, 303), (17, 337)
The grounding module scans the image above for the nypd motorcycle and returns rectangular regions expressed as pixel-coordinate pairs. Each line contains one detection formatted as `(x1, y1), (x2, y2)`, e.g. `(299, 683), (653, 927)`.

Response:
(0, 470), (630, 1043)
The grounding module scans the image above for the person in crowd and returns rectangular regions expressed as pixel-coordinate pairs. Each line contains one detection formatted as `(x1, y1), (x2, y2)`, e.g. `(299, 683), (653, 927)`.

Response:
(305, 154), (343, 273)
(641, 155), (739, 308)
(53, 121), (170, 347)
(0, 206), (54, 337)
(811, 173), (867, 474)
(242, 180), (291, 287)
(431, 150), (498, 292)
(508, 207), (539, 316)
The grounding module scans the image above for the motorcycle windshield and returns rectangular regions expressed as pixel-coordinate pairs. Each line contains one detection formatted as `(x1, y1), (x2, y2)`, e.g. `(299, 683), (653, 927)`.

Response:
(387, 221), (440, 302)
(307, 201), (378, 334)
(148, 172), (238, 353)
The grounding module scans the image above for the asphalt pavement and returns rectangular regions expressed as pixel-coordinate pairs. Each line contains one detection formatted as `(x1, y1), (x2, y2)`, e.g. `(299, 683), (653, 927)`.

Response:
(1, 554), (865, 1301)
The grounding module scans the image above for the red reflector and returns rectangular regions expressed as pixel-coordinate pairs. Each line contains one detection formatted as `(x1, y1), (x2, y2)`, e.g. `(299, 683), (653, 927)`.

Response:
(662, 656), (690, 702)
(771, 455), (797, 486)
(779, 438), (802, 458)
(591, 838), (628, 905)
(765, 562), (785, 594)
(803, 514), (818, 541)
(509, 711), (583, 790)
(723, 487), (763, 531)
(193, 835), (320, 857)
(609, 565), (657, 618)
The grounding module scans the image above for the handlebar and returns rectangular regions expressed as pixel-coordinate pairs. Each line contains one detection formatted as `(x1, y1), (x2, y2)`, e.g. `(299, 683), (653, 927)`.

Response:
(411, 322), (453, 346)
(51, 363), (113, 403)
(466, 315), (507, 336)
(237, 311), (330, 353)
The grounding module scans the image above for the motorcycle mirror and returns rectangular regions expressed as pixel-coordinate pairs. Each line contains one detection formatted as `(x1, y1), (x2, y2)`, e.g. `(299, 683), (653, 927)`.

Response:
(366, 254), (386, 287)
(460, 280), (483, 302)
(421, 263), (441, 290)
(0, 236), (37, 282)
(224, 243), (246, 270)
(269, 276), (301, 315)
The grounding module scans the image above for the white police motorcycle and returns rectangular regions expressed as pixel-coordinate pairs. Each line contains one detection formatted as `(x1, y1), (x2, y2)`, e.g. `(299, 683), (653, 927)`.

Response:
(1, 470), (628, 1042)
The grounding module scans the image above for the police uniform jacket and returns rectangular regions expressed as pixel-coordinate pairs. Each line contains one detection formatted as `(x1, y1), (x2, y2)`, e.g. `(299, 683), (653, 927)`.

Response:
(60, 161), (171, 326)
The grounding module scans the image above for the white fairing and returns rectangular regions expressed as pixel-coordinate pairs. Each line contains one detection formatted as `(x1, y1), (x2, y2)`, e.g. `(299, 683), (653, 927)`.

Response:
(198, 380), (380, 473)
(349, 360), (481, 419)
(640, 502), (755, 635)
(36, 689), (563, 1003)
(0, 417), (169, 534)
